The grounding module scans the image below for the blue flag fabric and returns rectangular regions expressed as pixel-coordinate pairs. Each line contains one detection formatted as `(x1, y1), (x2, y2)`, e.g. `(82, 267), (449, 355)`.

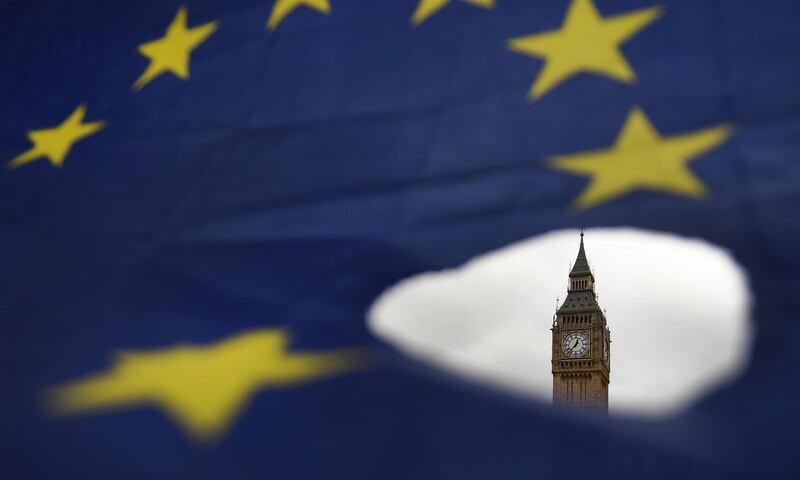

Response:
(2, 0), (799, 478)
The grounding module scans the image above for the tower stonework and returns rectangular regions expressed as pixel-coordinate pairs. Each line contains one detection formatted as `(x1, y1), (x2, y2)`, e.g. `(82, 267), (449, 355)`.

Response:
(551, 232), (611, 412)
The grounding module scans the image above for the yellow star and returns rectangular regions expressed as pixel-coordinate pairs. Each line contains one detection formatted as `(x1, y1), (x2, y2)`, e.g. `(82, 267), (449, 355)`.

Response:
(266, 0), (331, 31)
(45, 328), (374, 443)
(411, 0), (494, 26)
(7, 104), (105, 169)
(507, 0), (662, 100)
(133, 6), (218, 91)
(549, 107), (734, 209)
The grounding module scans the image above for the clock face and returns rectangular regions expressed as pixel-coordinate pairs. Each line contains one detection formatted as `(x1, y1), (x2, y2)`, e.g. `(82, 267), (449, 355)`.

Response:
(561, 331), (590, 358)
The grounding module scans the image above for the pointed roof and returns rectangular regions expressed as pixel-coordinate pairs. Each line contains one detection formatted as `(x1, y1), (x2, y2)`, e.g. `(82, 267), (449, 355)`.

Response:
(557, 230), (603, 315)
(557, 290), (600, 313)
(569, 230), (592, 278)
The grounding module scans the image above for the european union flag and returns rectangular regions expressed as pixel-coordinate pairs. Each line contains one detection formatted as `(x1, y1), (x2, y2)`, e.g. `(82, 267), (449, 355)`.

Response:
(2, 0), (799, 478)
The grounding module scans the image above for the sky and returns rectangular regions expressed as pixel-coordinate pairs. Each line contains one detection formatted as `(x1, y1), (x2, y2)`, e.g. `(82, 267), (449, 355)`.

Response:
(368, 228), (754, 416)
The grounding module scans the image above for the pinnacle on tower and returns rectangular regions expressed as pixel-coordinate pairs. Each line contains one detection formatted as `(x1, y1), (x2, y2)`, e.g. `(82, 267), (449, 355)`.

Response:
(569, 230), (592, 278)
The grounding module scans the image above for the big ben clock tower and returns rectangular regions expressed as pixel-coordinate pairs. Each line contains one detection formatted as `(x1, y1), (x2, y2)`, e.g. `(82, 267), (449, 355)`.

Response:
(551, 232), (611, 412)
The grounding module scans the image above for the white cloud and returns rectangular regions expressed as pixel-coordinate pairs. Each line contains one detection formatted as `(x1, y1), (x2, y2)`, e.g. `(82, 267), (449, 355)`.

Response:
(368, 228), (754, 415)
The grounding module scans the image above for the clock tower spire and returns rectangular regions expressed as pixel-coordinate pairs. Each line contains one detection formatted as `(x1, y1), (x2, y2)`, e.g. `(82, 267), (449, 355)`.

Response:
(551, 232), (611, 412)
